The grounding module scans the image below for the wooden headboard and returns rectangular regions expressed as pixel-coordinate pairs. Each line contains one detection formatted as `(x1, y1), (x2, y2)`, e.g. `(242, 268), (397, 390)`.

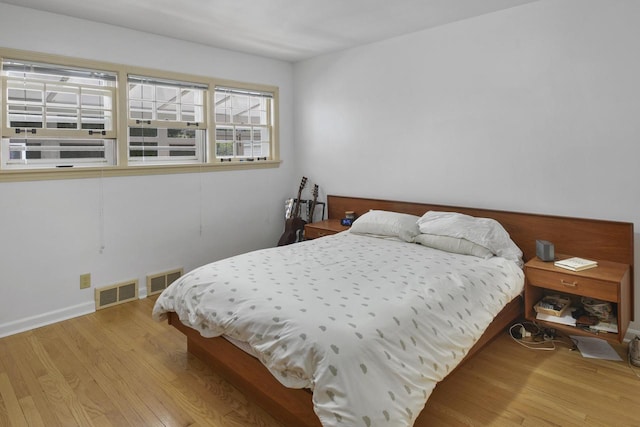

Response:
(328, 195), (634, 316)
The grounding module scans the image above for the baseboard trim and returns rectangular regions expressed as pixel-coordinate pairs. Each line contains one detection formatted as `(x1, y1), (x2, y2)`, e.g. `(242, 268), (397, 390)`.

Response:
(0, 301), (95, 338)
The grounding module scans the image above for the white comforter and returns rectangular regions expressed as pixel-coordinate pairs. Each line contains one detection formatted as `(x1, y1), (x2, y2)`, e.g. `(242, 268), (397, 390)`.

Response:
(153, 232), (524, 426)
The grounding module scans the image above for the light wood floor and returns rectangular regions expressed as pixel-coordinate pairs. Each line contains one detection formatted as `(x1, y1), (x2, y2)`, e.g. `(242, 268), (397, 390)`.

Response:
(1, 297), (638, 426)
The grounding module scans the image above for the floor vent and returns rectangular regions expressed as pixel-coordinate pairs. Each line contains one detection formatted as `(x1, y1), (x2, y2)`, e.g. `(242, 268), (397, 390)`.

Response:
(95, 280), (139, 310)
(146, 268), (183, 296)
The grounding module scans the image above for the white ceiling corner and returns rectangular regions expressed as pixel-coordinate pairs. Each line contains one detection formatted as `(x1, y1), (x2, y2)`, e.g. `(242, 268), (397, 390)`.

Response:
(0, 0), (538, 62)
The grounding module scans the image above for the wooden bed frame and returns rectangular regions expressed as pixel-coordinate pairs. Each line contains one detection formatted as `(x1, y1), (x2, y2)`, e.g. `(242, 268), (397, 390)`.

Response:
(166, 195), (634, 427)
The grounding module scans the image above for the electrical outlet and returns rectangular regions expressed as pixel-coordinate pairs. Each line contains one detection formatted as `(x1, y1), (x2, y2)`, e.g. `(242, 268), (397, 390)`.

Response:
(80, 273), (91, 289)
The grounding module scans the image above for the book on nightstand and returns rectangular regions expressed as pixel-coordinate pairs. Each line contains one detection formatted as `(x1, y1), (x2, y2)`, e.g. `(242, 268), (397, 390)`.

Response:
(590, 319), (618, 333)
(536, 308), (577, 326)
(554, 257), (598, 272)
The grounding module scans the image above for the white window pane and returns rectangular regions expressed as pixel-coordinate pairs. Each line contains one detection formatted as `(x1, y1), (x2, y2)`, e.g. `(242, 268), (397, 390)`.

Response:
(46, 85), (79, 107)
(129, 100), (153, 120)
(215, 141), (233, 157)
(214, 88), (273, 160)
(181, 88), (204, 105)
(250, 96), (268, 125)
(253, 126), (270, 143)
(181, 106), (195, 122)
(141, 84), (154, 100)
(236, 126), (251, 141)
(235, 141), (252, 157)
(81, 89), (111, 109)
(8, 105), (43, 128)
(156, 86), (178, 103)
(128, 83), (154, 101)
(127, 76), (206, 136)
(8, 82), (44, 105)
(2, 137), (115, 168)
(214, 92), (227, 105)
(128, 83), (142, 99)
(156, 103), (177, 121)
(2, 59), (118, 170)
(46, 107), (79, 129)
(215, 108), (231, 123)
(215, 125), (233, 141)
(81, 109), (112, 130)
(128, 127), (205, 164)
(231, 95), (250, 123)
(259, 141), (270, 157)
(181, 104), (203, 122)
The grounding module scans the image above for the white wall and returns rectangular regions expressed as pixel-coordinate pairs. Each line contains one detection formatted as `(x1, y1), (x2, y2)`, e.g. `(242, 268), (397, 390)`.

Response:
(3, 0), (639, 338)
(0, 3), (295, 336)
(293, 0), (640, 334)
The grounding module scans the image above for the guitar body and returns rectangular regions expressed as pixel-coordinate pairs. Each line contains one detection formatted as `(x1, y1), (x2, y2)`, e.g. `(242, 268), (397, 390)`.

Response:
(277, 176), (308, 246)
(277, 216), (306, 246)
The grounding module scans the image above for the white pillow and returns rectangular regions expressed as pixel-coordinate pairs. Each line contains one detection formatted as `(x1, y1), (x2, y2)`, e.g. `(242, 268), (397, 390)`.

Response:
(415, 234), (494, 259)
(349, 210), (420, 242)
(417, 211), (523, 266)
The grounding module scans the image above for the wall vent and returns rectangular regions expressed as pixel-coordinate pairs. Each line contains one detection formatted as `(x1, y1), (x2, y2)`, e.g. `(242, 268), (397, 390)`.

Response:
(95, 279), (139, 310)
(146, 268), (183, 296)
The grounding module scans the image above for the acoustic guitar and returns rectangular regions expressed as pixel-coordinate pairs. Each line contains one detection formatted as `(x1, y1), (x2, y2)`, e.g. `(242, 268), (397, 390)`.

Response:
(277, 177), (307, 246)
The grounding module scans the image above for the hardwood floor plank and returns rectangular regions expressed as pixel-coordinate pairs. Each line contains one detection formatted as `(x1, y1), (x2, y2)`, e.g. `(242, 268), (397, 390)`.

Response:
(17, 396), (45, 427)
(87, 328), (196, 426)
(1, 297), (639, 426)
(418, 332), (638, 427)
(0, 336), (34, 404)
(112, 299), (277, 425)
(92, 301), (244, 426)
(1, 335), (64, 427)
(59, 313), (167, 425)
(0, 372), (28, 427)
(60, 318), (156, 425)
(28, 332), (97, 427)
(47, 326), (127, 426)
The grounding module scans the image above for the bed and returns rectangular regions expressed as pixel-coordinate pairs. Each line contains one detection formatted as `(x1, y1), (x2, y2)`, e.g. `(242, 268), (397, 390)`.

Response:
(153, 195), (634, 427)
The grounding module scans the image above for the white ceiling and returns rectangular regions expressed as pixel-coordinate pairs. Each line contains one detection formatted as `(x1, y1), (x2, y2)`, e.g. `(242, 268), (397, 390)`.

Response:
(0, 0), (537, 62)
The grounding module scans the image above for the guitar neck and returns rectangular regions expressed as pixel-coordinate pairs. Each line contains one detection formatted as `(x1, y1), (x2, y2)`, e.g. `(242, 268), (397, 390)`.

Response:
(309, 185), (319, 222)
(292, 177), (307, 218)
(293, 194), (303, 217)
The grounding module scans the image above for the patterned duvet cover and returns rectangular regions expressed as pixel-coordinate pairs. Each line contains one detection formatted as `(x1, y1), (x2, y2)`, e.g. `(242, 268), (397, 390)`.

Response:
(153, 232), (524, 426)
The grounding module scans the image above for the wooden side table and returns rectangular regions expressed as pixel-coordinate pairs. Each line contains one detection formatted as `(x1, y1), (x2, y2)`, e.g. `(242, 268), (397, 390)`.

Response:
(304, 219), (349, 240)
(524, 256), (631, 343)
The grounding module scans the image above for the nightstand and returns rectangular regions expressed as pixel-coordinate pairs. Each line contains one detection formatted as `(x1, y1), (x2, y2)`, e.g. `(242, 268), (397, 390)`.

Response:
(524, 256), (631, 343)
(304, 219), (349, 240)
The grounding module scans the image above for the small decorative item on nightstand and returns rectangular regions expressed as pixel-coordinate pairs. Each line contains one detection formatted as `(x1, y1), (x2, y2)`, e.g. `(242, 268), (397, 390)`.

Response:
(341, 211), (356, 226)
(534, 294), (571, 317)
(536, 240), (555, 261)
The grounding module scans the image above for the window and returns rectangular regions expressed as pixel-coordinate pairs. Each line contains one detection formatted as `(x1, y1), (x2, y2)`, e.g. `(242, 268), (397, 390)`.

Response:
(127, 75), (207, 165)
(1, 59), (117, 169)
(0, 48), (279, 179)
(214, 86), (273, 160)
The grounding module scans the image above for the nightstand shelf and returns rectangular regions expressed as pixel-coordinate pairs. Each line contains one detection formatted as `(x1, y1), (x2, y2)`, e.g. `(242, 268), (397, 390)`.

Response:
(524, 256), (631, 343)
(304, 219), (349, 240)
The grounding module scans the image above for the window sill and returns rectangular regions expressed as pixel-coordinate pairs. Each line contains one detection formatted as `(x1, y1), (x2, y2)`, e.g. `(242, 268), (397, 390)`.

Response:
(0, 160), (281, 182)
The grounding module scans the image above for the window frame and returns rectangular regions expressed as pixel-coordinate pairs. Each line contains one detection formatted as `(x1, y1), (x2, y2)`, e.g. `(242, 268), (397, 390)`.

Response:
(1, 58), (118, 169)
(0, 47), (280, 181)
(214, 85), (274, 161)
(127, 74), (208, 166)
